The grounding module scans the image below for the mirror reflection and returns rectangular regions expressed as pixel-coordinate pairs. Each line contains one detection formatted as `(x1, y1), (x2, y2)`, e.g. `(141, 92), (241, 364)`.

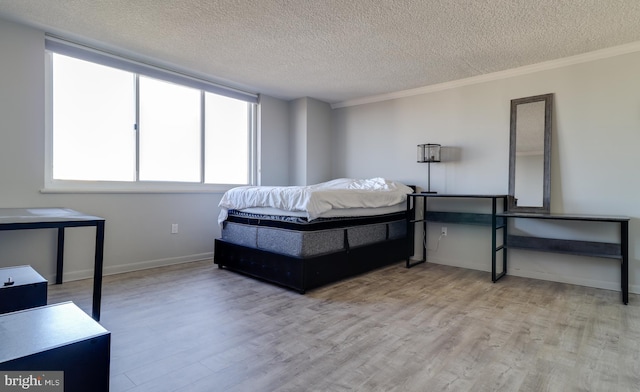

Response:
(514, 101), (545, 206)
(508, 94), (553, 213)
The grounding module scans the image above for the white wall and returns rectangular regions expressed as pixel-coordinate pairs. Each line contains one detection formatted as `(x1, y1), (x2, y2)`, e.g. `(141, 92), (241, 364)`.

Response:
(289, 98), (307, 185)
(258, 95), (290, 186)
(0, 18), (290, 282)
(306, 98), (332, 185)
(332, 50), (640, 294)
(289, 97), (332, 185)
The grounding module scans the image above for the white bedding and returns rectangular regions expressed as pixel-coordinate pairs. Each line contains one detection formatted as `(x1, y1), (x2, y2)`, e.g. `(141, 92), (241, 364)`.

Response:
(218, 178), (412, 224)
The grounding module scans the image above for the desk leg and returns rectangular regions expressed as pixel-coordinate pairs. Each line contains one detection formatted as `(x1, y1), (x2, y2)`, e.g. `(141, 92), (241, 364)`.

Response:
(491, 197), (508, 283)
(491, 199), (497, 282)
(622, 221), (629, 305)
(56, 227), (65, 284)
(423, 197), (427, 262)
(92, 221), (105, 321)
(502, 197), (508, 277)
(406, 196), (426, 268)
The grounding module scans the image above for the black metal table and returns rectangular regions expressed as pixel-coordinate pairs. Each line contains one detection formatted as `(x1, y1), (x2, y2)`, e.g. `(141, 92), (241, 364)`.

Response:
(0, 208), (105, 320)
(497, 212), (630, 304)
(406, 194), (508, 281)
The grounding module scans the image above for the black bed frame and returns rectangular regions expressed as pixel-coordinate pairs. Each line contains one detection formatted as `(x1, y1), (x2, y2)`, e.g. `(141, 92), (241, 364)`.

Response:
(214, 185), (416, 293)
(214, 236), (411, 293)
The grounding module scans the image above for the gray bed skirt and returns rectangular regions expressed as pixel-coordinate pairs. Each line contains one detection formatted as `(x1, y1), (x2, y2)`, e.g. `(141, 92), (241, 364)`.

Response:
(221, 219), (407, 258)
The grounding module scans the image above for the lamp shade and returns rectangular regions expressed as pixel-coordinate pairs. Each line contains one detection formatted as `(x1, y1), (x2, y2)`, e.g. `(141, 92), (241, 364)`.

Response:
(417, 144), (441, 163)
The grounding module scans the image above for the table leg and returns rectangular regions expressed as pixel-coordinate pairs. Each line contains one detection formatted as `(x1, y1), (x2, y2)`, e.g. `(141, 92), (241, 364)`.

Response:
(92, 221), (105, 321)
(502, 197), (508, 277)
(622, 221), (629, 305)
(56, 227), (65, 284)
(491, 198), (496, 281)
(405, 195), (426, 268)
(423, 197), (427, 262)
(406, 197), (413, 267)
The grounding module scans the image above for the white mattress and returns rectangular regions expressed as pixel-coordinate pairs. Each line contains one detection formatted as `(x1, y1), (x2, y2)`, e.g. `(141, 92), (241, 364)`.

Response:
(218, 177), (412, 225)
(237, 203), (405, 219)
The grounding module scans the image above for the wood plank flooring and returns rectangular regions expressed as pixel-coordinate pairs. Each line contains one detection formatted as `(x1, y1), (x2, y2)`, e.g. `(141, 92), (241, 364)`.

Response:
(48, 260), (640, 392)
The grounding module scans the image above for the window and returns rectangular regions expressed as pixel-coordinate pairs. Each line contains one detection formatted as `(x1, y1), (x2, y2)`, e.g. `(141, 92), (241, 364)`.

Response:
(52, 55), (136, 182)
(138, 76), (201, 182)
(204, 92), (250, 184)
(45, 37), (258, 191)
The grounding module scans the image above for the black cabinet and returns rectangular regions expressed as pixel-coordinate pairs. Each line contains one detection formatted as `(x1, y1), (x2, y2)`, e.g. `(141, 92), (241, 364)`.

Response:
(0, 302), (110, 392)
(0, 265), (47, 314)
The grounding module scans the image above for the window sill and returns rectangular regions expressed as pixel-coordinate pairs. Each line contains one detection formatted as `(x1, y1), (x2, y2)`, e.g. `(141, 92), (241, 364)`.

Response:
(41, 180), (241, 194)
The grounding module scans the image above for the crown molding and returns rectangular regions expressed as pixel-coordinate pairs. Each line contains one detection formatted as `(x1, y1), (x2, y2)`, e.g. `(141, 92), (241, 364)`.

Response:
(331, 40), (640, 109)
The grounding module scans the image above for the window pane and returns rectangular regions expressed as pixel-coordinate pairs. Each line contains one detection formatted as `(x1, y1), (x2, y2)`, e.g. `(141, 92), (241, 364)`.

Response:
(139, 77), (201, 182)
(204, 93), (249, 184)
(52, 54), (135, 181)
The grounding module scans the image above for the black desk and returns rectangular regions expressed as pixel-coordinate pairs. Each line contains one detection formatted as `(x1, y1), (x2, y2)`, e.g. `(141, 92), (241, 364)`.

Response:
(406, 196), (630, 305)
(406, 194), (508, 281)
(0, 208), (105, 320)
(497, 212), (630, 304)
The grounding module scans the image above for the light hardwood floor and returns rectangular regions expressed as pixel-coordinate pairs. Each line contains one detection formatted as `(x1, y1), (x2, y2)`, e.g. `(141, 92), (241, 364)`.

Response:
(48, 260), (640, 392)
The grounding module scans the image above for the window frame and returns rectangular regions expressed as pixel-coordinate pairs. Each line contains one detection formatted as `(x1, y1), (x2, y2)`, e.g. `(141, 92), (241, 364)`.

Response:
(43, 36), (259, 194)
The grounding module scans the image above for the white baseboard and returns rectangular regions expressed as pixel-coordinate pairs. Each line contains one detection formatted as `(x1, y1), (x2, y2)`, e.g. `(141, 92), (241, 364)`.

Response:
(411, 257), (638, 295)
(507, 269), (621, 292)
(57, 254), (638, 297)
(49, 252), (214, 283)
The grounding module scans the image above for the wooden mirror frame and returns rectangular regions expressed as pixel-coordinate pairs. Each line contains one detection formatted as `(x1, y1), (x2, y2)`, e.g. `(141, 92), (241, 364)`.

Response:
(508, 93), (553, 213)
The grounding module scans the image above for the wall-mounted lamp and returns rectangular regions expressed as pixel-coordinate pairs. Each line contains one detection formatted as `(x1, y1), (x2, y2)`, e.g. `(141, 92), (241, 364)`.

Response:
(417, 143), (441, 193)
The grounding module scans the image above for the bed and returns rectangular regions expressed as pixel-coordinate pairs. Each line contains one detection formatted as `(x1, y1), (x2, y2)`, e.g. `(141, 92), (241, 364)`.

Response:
(214, 178), (414, 293)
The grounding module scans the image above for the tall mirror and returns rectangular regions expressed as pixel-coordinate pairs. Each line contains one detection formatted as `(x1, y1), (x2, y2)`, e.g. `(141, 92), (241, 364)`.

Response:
(508, 93), (553, 212)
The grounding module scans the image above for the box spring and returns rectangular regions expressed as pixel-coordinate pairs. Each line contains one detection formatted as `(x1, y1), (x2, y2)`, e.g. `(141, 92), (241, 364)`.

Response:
(221, 211), (407, 258)
(214, 210), (411, 293)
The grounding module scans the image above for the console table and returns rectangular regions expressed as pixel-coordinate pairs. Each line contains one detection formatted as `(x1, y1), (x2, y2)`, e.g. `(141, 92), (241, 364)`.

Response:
(497, 212), (630, 304)
(406, 195), (630, 305)
(406, 194), (508, 281)
(0, 208), (105, 320)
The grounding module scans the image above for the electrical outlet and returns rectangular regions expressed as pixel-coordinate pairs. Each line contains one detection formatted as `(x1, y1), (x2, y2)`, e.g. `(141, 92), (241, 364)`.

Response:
(441, 227), (447, 236)
(171, 224), (179, 234)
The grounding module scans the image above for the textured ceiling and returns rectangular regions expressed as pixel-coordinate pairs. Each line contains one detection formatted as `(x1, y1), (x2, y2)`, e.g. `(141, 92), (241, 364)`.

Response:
(1, 0), (640, 104)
